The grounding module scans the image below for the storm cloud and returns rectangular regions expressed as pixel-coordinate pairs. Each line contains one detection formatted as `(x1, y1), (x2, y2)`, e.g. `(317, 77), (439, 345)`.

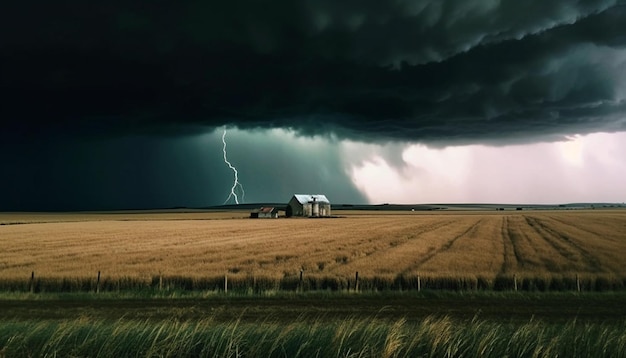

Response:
(2, 1), (626, 211)
(3, 0), (626, 142)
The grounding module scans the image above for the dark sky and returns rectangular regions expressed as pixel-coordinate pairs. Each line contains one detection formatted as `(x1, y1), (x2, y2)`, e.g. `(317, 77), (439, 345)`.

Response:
(2, 1), (625, 210)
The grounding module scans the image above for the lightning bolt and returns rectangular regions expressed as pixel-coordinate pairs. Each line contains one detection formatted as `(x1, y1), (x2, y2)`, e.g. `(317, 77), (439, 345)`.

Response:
(222, 128), (245, 204)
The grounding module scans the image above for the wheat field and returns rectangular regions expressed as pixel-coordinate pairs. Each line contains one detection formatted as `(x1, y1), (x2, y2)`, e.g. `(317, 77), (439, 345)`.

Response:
(1, 210), (625, 290)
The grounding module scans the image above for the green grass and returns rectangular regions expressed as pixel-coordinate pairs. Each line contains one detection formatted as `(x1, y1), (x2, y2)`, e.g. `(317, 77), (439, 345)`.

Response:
(2, 292), (625, 356)
(1, 315), (625, 357)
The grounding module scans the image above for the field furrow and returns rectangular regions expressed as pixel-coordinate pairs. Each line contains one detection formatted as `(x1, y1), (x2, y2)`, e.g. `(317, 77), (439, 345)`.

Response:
(538, 214), (626, 274)
(500, 216), (521, 274)
(402, 218), (484, 273)
(502, 216), (565, 272)
(330, 217), (465, 276)
(414, 217), (505, 275)
(524, 216), (604, 273)
(544, 212), (626, 243)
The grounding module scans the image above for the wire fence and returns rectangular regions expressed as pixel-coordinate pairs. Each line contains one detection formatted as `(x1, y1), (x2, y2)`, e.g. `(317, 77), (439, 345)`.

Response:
(2, 271), (625, 293)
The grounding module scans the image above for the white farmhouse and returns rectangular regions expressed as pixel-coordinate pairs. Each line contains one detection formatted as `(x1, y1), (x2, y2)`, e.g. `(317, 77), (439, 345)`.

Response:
(286, 194), (331, 217)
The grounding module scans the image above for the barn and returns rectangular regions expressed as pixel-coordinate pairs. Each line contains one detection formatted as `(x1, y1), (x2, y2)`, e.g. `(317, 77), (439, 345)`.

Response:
(250, 207), (279, 219)
(286, 194), (331, 217)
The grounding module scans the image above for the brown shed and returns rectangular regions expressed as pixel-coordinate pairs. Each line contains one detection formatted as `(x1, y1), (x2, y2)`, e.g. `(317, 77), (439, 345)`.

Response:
(250, 207), (279, 219)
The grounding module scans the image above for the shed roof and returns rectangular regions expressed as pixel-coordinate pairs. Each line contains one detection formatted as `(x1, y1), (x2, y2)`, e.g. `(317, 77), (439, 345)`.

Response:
(292, 194), (330, 204)
(251, 207), (278, 213)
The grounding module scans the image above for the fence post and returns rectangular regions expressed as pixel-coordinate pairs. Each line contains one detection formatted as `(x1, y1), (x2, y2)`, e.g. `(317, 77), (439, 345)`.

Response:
(355, 271), (359, 292)
(299, 268), (304, 292)
(159, 274), (163, 291)
(417, 274), (421, 292)
(576, 274), (580, 292)
(96, 271), (101, 294)
(224, 274), (228, 294)
(30, 271), (35, 293)
(514, 274), (518, 292)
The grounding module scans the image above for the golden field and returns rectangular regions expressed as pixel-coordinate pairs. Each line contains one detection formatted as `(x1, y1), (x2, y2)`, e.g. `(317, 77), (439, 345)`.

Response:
(1, 210), (625, 290)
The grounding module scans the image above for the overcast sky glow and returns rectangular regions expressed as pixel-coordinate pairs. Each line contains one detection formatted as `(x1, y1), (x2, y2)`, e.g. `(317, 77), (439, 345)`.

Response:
(343, 132), (626, 204)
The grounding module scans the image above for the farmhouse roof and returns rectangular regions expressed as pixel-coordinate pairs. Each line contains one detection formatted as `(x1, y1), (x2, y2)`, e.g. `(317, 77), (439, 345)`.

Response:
(292, 194), (330, 204)
(259, 207), (277, 213)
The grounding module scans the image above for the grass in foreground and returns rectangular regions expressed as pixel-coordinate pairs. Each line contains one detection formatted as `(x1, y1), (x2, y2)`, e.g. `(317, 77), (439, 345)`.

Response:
(1, 291), (625, 357)
(1, 315), (625, 357)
